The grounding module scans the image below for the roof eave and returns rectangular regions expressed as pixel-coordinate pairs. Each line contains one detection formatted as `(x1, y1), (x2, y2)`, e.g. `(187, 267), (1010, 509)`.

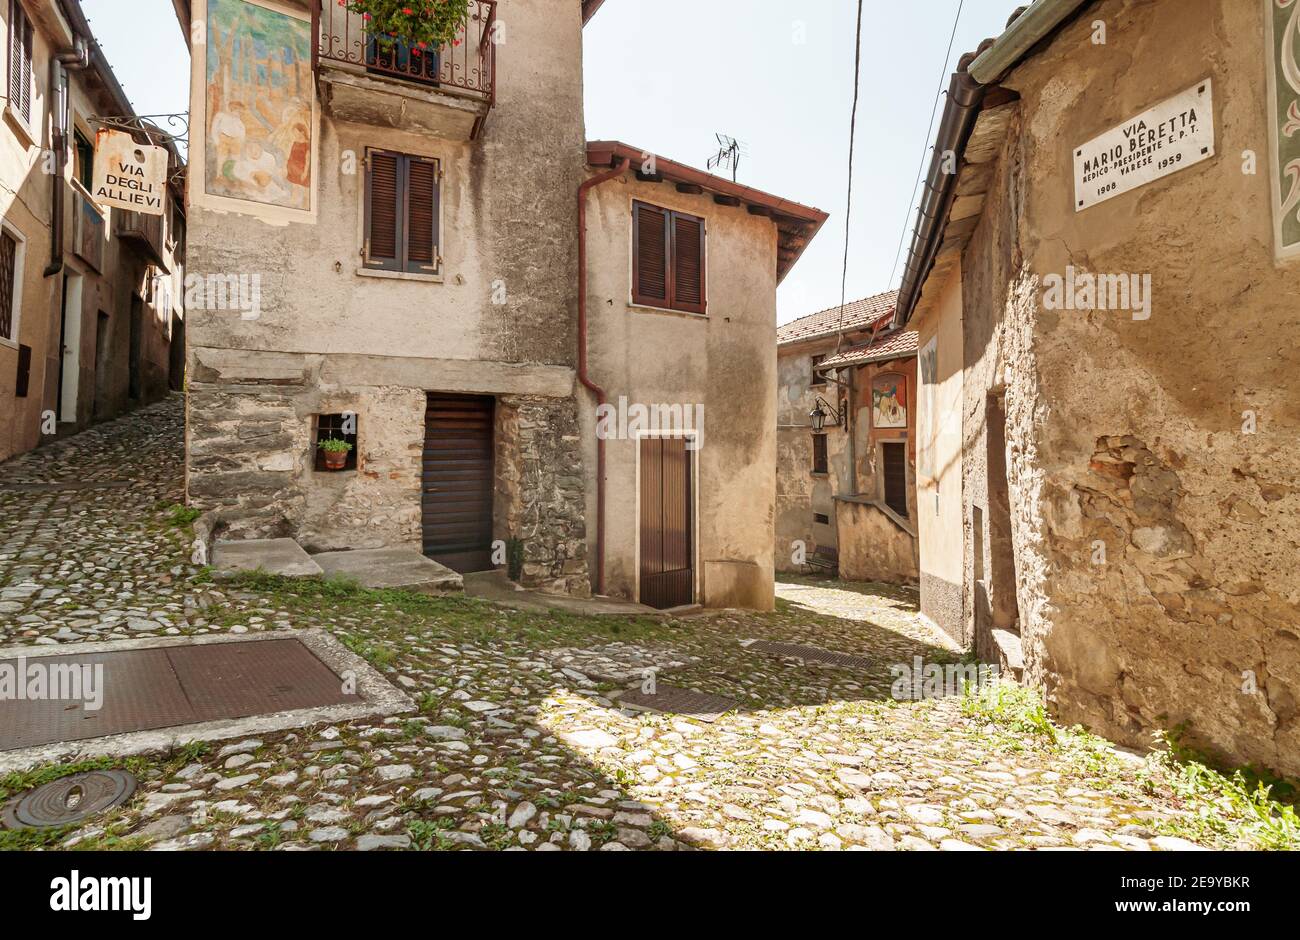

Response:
(894, 0), (1094, 328)
(587, 140), (829, 283)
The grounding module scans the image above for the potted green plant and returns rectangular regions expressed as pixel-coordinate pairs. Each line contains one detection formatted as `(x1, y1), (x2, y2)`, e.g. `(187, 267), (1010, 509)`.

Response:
(346, 0), (473, 56)
(318, 436), (354, 471)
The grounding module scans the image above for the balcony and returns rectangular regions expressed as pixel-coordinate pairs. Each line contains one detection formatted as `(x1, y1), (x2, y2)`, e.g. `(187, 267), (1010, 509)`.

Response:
(114, 207), (169, 271)
(313, 0), (496, 141)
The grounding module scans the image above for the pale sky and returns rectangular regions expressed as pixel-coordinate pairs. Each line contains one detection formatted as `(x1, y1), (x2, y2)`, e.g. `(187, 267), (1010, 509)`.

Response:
(83, 0), (1023, 323)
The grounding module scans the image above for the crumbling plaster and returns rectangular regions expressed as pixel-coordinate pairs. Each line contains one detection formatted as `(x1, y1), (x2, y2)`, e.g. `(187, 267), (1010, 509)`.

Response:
(964, 0), (1300, 773)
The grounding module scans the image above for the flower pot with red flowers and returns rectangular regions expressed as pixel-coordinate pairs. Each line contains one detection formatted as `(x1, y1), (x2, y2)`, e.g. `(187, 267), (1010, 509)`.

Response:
(348, 0), (472, 81)
(318, 436), (354, 471)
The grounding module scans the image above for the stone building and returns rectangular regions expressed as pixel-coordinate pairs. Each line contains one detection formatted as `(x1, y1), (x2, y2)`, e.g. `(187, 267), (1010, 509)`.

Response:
(776, 291), (919, 585)
(180, 0), (824, 609)
(898, 0), (1300, 775)
(0, 0), (186, 462)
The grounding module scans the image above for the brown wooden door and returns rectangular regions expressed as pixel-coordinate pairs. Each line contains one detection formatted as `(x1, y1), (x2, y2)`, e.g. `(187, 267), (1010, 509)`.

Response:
(640, 437), (693, 609)
(423, 394), (494, 573)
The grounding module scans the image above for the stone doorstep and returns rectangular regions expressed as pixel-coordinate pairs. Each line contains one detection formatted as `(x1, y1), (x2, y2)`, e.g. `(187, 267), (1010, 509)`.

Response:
(213, 538), (324, 579)
(992, 628), (1025, 679)
(310, 548), (463, 594)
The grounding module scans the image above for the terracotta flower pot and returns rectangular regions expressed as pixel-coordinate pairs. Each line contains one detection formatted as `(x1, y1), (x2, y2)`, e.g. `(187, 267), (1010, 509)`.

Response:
(322, 448), (348, 470)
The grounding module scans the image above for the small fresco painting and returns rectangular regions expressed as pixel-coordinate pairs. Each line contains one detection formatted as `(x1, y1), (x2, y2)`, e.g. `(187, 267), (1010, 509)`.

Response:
(872, 374), (907, 429)
(205, 0), (312, 211)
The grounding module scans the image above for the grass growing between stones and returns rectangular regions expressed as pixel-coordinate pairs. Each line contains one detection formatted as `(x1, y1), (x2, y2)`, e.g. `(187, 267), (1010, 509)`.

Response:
(0, 744), (208, 851)
(222, 570), (679, 650)
(961, 682), (1300, 851)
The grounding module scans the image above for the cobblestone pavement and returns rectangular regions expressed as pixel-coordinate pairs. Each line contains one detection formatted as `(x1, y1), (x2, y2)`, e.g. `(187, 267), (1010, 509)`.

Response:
(0, 397), (1249, 851)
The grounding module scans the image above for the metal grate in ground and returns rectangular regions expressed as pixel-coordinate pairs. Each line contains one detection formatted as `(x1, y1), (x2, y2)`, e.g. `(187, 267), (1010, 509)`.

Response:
(743, 639), (876, 670)
(0, 638), (360, 751)
(614, 685), (738, 723)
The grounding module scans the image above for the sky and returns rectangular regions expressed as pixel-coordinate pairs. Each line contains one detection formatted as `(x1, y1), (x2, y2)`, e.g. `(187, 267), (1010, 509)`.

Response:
(82, 0), (1024, 323)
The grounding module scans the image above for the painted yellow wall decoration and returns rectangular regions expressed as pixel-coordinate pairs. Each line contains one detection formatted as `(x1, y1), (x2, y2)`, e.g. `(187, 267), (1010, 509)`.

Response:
(204, 0), (312, 211)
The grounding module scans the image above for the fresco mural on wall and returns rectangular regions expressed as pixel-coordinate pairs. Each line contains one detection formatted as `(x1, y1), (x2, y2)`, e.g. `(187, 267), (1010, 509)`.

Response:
(1268, 0), (1300, 257)
(872, 374), (907, 430)
(205, 0), (312, 211)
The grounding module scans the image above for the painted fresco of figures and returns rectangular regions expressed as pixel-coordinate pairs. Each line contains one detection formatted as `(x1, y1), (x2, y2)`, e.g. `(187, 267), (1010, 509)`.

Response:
(204, 0), (313, 211)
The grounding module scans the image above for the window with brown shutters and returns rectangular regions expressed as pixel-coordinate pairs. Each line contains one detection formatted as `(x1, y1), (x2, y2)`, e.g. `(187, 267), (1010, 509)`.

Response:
(632, 200), (706, 314)
(8, 0), (32, 126)
(364, 149), (440, 275)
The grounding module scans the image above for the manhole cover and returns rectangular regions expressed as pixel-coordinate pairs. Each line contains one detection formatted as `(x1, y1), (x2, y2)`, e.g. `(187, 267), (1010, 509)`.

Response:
(1, 770), (137, 830)
(744, 640), (876, 670)
(615, 685), (737, 723)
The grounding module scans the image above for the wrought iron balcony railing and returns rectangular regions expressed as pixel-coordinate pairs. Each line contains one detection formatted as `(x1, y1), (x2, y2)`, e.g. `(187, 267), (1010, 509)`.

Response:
(313, 0), (496, 106)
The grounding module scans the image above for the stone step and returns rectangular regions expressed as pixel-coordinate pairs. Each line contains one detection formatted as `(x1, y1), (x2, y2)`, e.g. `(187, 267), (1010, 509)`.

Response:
(213, 538), (324, 579)
(311, 548), (463, 594)
(991, 628), (1025, 682)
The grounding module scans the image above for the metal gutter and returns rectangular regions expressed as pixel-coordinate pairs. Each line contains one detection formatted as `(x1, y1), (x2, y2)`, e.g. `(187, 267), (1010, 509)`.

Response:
(969, 0), (1091, 84)
(893, 63), (985, 326)
(894, 0), (1092, 326)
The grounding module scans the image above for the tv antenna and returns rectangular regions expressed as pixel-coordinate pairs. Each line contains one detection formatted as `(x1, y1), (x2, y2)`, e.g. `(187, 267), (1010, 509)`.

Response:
(707, 134), (747, 182)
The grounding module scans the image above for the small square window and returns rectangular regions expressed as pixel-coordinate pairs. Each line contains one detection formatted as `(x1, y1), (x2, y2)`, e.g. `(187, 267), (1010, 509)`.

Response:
(810, 354), (827, 387)
(813, 512), (830, 525)
(314, 413), (358, 472)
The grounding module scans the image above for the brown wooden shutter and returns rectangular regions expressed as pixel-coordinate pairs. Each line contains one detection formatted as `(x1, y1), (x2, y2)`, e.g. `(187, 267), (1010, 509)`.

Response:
(405, 156), (438, 272)
(671, 212), (705, 313)
(11, 2), (30, 123)
(633, 201), (668, 306)
(364, 150), (401, 270)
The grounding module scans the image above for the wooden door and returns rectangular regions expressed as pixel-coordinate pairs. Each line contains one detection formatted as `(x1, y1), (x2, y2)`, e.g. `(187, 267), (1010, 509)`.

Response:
(423, 394), (494, 573)
(639, 436), (693, 609)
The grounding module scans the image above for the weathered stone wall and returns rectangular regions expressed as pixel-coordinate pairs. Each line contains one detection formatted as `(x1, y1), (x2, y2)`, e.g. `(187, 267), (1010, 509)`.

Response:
(966, 0), (1300, 775)
(182, 0), (592, 589)
(187, 349), (425, 549)
(495, 395), (590, 597)
(776, 339), (844, 570)
(836, 499), (918, 584)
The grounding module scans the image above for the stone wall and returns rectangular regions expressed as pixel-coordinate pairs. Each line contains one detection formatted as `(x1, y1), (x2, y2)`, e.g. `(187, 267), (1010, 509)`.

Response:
(495, 395), (590, 597)
(962, 0), (1300, 775)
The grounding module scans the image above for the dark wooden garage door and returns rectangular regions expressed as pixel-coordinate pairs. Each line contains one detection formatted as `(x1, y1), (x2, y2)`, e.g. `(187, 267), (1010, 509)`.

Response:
(640, 436), (693, 609)
(423, 394), (494, 573)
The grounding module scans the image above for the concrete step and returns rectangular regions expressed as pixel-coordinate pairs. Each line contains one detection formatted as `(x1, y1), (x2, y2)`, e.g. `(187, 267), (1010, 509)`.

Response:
(311, 548), (463, 594)
(213, 538), (324, 579)
(991, 628), (1025, 682)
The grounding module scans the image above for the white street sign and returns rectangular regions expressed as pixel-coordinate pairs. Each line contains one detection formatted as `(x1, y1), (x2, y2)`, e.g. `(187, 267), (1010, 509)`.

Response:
(1074, 80), (1215, 212)
(92, 129), (168, 216)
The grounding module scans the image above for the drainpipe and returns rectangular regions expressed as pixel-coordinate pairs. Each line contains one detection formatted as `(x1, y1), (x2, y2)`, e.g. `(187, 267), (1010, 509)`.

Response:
(43, 36), (90, 278)
(577, 156), (629, 597)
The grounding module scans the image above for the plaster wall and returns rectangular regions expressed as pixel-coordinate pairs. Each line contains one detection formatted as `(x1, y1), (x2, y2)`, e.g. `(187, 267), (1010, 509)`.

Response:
(962, 0), (1300, 773)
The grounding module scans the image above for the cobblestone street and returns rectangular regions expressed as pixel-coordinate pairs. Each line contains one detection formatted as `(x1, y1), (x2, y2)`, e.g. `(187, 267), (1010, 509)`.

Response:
(0, 398), (1276, 851)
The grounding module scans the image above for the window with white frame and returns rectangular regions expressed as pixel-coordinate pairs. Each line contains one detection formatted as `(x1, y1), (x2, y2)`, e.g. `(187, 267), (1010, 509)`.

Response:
(0, 222), (24, 345)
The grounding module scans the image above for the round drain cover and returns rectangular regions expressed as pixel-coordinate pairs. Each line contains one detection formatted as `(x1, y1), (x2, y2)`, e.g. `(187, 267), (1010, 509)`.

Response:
(1, 770), (137, 830)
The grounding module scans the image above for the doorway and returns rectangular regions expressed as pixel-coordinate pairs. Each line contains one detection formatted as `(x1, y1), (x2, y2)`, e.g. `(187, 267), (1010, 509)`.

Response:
(128, 294), (143, 401)
(57, 271), (83, 423)
(982, 392), (1020, 639)
(422, 393), (495, 573)
(639, 436), (694, 610)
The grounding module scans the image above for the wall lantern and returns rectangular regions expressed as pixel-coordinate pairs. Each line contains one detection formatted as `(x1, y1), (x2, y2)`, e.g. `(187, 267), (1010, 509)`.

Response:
(809, 396), (844, 432)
